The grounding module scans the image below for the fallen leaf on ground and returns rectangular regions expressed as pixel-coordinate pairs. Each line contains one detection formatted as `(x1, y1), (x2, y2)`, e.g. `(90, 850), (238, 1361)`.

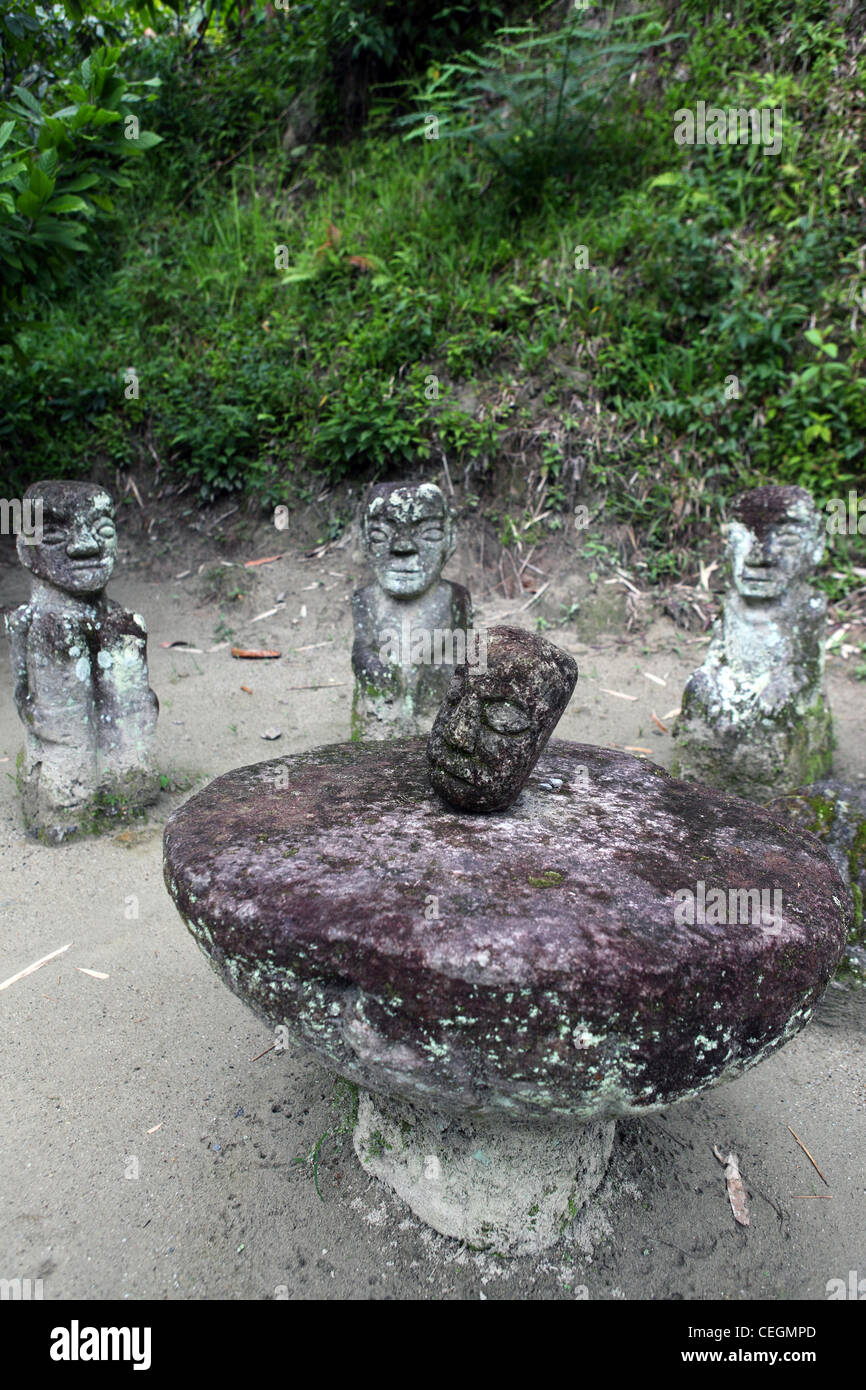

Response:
(77, 968), (109, 980)
(713, 1144), (750, 1226)
(651, 711), (668, 733)
(243, 555), (283, 569)
(231, 648), (281, 659)
(240, 685), (253, 695)
(599, 687), (638, 701)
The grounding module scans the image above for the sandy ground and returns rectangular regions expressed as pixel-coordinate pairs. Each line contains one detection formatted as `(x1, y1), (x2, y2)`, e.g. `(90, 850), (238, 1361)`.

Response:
(1, 521), (864, 1302)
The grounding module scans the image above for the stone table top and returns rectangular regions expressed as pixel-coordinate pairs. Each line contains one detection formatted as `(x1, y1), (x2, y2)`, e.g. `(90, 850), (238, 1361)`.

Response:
(163, 739), (849, 1120)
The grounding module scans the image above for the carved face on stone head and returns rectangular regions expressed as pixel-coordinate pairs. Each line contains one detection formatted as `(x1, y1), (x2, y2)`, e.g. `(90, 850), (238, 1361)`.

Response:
(362, 483), (454, 599)
(427, 626), (578, 812)
(727, 485), (824, 602)
(17, 480), (117, 596)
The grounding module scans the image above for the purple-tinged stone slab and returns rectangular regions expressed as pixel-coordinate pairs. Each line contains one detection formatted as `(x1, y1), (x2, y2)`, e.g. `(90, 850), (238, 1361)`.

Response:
(163, 739), (849, 1121)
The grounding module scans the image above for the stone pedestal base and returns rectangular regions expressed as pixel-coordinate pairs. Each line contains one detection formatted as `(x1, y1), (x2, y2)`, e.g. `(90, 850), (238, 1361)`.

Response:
(19, 737), (159, 844)
(350, 680), (419, 742)
(353, 1090), (615, 1256)
(672, 696), (833, 803)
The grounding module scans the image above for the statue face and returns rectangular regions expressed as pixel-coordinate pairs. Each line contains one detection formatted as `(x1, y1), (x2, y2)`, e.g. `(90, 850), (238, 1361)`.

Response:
(363, 484), (453, 599)
(728, 515), (822, 601)
(17, 483), (117, 596)
(427, 627), (577, 812)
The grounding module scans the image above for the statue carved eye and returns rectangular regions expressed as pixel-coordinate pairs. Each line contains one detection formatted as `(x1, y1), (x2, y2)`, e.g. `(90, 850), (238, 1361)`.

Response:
(368, 527), (390, 544)
(482, 700), (530, 734)
(418, 525), (444, 542)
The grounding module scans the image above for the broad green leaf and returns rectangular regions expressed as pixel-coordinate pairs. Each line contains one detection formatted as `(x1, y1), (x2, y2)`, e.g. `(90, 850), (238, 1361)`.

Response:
(124, 129), (162, 151)
(0, 121), (15, 152)
(45, 194), (90, 214)
(71, 105), (99, 130)
(29, 165), (55, 200)
(12, 85), (43, 118)
(15, 189), (43, 216)
(62, 173), (101, 192)
(36, 147), (59, 177)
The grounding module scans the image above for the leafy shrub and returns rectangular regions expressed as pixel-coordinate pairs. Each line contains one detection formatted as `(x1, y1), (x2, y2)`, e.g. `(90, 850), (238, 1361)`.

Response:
(401, 10), (683, 202)
(0, 42), (161, 352)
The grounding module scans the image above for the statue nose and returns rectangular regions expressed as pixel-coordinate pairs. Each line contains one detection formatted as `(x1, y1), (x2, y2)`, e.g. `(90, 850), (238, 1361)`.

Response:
(443, 697), (480, 753)
(67, 529), (101, 558)
(390, 532), (417, 554)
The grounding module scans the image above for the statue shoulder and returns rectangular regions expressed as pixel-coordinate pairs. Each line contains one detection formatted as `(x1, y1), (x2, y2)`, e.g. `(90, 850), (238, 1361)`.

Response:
(5, 602), (34, 639)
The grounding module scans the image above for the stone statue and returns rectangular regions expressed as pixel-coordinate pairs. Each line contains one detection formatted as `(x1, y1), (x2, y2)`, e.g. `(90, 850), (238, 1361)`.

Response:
(427, 625), (578, 811)
(7, 480), (159, 842)
(351, 482), (472, 740)
(672, 484), (832, 801)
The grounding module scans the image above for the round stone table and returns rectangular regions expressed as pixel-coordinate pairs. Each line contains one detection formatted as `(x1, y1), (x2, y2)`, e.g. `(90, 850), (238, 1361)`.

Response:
(163, 739), (849, 1253)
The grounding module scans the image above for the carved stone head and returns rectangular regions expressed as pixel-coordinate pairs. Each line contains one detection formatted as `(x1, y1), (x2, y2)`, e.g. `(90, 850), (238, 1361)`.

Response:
(361, 482), (454, 600)
(427, 626), (578, 812)
(728, 485), (824, 602)
(17, 480), (117, 597)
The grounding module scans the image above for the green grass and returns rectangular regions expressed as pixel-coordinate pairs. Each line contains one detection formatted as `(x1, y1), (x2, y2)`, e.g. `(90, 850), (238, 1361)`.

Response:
(2, 0), (865, 583)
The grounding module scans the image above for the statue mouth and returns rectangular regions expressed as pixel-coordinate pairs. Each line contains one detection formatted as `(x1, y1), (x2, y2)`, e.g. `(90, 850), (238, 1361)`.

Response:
(432, 759), (475, 786)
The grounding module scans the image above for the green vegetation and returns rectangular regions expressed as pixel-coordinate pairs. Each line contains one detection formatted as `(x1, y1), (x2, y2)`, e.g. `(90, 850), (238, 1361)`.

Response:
(293, 1075), (359, 1200)
(2, 0), (865, 582)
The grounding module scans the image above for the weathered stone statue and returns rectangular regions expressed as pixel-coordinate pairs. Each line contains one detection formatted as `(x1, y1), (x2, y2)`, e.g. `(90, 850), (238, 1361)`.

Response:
(7, 480), (159, 842)
(351, 482), (472, 740)
(427, 626), (577, 811)
(672, 485), (832, 801)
